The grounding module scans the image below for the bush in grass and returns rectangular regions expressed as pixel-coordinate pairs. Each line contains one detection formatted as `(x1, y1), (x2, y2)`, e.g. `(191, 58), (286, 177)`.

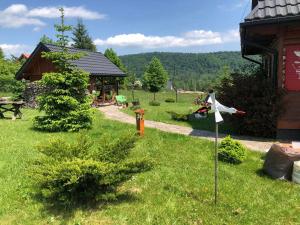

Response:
(149, 100), (160, 106)
(167, 111), (189, 121)
(132, 99), (140, 106)
(130, 105), (141, 111)
(215, 69), (284, 138)
(29, 133), (152, 206)
(218, 136), (246, 164)
(165, 98), (175, 103)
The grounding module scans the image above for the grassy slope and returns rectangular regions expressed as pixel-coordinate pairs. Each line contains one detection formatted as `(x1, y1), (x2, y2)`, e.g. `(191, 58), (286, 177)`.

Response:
(0, 109), (299, 224)
(0, 92), (12, 97)
(120, 90), (233, 134)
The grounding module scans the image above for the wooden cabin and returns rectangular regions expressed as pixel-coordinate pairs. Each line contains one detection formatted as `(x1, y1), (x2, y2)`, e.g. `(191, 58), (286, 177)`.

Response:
(240, 0), (300, 140)
(16, 42), (126, 102)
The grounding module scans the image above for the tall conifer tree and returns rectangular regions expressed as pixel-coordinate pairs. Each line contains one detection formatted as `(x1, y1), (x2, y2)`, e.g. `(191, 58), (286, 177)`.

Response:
(72, 19), (96, 52)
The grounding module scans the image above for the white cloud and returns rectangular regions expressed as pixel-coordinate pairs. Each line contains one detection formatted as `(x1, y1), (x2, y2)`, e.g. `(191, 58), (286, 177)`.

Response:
(27, 6), (106, 20)
(94, 29), (240, 49)
(0, 4), (105, 29)
(0, 44), (31, 56)
(222, 29), (240, 42)
(0, 4), (45, 28)
(3, 4), (28, 14)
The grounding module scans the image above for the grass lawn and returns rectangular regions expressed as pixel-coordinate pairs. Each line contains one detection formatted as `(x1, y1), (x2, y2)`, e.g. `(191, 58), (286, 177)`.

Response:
(120, 90), (234, 134)
(0, 92), (12, 97)
(0, 108), (299, 224)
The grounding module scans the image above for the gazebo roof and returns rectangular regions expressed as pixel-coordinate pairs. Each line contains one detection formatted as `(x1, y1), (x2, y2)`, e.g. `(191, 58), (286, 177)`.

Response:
(16, 42), (126, 80)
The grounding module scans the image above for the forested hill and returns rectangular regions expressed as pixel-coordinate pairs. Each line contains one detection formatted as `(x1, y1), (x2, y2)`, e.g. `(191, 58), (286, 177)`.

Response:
(120, 51), (252, 91)
(120, 51), (249, 78)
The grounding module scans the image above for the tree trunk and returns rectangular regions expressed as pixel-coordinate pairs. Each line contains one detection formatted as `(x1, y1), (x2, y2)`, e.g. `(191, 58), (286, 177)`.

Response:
(153, 92), (156, 101)
(175, 89), (178, 103)
(131, 88), (135, 100)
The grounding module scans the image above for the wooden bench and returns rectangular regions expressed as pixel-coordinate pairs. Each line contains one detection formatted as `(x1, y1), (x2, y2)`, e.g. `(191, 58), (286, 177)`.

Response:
(0, 101), (24, 120)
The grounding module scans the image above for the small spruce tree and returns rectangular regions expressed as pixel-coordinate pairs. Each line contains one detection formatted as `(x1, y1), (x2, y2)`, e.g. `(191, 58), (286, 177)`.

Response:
(142, 57), (168, 101)
(33, 8), (92, 132)
(72, 19), (96, 52)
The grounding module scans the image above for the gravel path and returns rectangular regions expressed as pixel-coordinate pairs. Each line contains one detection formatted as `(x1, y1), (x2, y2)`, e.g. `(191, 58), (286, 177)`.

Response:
(98, 105), (275, 152)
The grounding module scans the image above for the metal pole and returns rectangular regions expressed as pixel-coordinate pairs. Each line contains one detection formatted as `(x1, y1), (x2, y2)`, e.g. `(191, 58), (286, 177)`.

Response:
(215, 122), (218, 205)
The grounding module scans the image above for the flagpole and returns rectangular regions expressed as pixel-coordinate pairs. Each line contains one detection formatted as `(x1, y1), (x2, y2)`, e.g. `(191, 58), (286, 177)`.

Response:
(215, 122), (218, 205)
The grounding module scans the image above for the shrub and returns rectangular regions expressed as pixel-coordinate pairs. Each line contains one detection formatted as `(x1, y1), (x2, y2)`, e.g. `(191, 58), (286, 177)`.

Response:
(149, 100), (160, 106)
(132, 99), (140, 106)
(29, 134), (152, 206)
(218, 136), (246, 164)
(215, 70), (284, 138)
(130, 105), (141, 111)
(167, 111), (189, 121)
(165, 98), (175, 103)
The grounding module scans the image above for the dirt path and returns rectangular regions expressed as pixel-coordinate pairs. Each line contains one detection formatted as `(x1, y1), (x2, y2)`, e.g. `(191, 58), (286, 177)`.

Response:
(98, 105), (275, 152)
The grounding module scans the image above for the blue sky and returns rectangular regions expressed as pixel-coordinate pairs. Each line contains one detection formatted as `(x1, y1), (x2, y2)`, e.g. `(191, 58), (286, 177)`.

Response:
(0, 0), (251, 56)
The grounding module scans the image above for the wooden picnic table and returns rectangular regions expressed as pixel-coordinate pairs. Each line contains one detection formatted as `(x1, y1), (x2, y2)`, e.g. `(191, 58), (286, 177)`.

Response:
(0, 101), (24, 120)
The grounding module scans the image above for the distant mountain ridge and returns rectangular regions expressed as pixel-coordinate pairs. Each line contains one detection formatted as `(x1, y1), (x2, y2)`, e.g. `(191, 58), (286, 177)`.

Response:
(119, 51), (253, 91)
(120, 51), (250, 78)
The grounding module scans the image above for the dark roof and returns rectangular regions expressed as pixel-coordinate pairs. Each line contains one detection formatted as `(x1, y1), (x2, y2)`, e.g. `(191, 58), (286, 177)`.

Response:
(16, 42), (126, 79)
(245, 0), (300, 21)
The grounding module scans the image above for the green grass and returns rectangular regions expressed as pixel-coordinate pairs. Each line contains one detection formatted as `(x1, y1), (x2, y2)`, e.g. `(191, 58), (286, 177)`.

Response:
(120, 90), (234, 134)
(0, 92), (12, 97)
(0, 109), (299, 224)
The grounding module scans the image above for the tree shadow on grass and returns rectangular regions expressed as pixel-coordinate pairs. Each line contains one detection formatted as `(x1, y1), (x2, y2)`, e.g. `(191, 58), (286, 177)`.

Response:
(33, 191), (139, 222)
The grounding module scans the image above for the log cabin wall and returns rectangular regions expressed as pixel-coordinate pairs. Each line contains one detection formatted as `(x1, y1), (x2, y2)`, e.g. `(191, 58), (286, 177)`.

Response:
(276, 25), (300, 139)
(24, 50), (56, 81)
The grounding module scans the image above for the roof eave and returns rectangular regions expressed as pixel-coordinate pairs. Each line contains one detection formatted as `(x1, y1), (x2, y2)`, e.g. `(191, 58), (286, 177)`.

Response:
(240, 15), (300, 28)
(90, 73), (127, 77)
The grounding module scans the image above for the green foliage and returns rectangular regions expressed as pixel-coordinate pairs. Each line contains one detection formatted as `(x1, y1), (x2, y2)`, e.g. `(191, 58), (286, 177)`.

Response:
(29, 134), (152, 206)
(130, 105), (141, 111)
(121, 52), (256, 91)
(130, 99), (141, 110)
(218, 136), (246, 164)
(167, 111), (189, 121)
(72, 19), (96, 52)
(0, 57), (25, 98)
(216, 70), (283, 138)
(142, 57), (168, 100)
(104, 48), (127, 73)
(40, 35), (57, 45)
(34, 8), (92, 132)
(0, 47), (4, 59)
(165, 98), (175, 103)
(149, 100), (160, 106)
(124, 72), (138, 99)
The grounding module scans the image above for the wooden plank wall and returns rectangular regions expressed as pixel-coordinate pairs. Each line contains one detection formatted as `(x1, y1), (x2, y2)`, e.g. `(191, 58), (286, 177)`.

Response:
(277, 25), (300, 130)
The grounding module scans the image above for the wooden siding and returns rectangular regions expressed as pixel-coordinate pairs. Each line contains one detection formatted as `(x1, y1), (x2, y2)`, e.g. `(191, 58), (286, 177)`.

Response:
(277, 25), (300, 130)
(22, 50), (56, 81)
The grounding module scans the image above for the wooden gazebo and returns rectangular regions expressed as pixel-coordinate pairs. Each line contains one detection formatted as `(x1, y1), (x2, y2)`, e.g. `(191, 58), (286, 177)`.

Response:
(16, 42), (126, 103)
(240, 0), (300, 140)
